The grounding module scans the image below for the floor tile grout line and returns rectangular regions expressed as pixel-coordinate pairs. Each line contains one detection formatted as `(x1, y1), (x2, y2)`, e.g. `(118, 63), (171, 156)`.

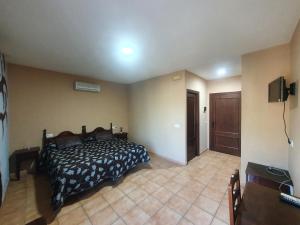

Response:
(80, 204), (94, 225)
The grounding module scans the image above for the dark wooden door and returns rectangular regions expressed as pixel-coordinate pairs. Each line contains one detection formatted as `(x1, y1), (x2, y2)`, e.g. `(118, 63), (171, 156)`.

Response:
(187, 90), (199, 161)
(210, 91), (241, 156)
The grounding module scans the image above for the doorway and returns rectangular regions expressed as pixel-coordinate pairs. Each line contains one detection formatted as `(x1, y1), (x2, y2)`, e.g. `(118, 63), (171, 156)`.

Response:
(187, 89), (199, 161)
(209, 91), (241, 156)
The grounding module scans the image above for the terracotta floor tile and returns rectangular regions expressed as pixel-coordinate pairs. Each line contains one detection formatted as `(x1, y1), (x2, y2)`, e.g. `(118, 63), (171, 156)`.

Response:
(151, 174), (169, 185)
(151, 206), (182, 225)
(128, 188), (148, 204)
(215, 204), (230, 224)
(176, 187), (200, 203)
(185, 205), (213, 225)
(58, 206), (88, 225)
(82, 195), (109, 217)
(185, 180), (206, 193)
(194, 195), (220, 215)
(111, 196), (136, 216)
(141, 181), (161, 194)
(102, 188), (124, 204)
(90, 206), (119, 225)
(130, 175), (148, 185)
(157, 169), (177, 179)
(138, 195), (163, 216)
(152, 187), (173, 203)
(78, 219), (92, 225)
(112, 218), (126, 225)
(117, 181), (138, 194)
(172, 175), (193, 185)
(177, 218), (194, 225)
(166, 195), (191, 215)
(211, 218), (228, 225)
(163, 180), (183, 194)
(201, 187), (224, 203)
(122, 206), (150, 225)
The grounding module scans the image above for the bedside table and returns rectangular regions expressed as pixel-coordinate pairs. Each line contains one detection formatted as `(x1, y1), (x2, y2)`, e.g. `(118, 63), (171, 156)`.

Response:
(14, 147), (40, 180)
(114, 132), (128, 140)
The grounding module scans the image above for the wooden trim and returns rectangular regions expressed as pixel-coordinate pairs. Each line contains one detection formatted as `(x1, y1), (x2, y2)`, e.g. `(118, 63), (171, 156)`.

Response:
(186, 89), (200, 158)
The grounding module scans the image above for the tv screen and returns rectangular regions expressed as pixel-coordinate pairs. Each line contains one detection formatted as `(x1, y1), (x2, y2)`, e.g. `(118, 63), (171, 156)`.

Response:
(268, 76), (288, 102)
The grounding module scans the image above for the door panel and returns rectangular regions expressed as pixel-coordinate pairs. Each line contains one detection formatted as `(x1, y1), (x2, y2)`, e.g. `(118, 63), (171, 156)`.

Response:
(187, 90), (199, 161)
(210, 92), (241, 156)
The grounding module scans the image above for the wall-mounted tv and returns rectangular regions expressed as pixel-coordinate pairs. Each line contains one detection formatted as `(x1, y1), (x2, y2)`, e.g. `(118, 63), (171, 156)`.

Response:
(268, 76), (288, 102)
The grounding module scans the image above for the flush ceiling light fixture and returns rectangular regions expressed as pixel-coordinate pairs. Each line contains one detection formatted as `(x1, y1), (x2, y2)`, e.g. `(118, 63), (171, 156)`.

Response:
(121, 47), (134, 55)
(217, 68), (227, 76)
(115, 36), (141, 65)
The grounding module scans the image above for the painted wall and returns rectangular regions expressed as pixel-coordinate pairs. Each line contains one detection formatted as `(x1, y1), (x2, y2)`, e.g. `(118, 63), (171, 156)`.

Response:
(241, 44), (291, 183)
(129, 71), (187, 165)
(8, 64), (129, 154)
(0, 54), (9, 203)
(185, 71), (208, 153)
(207, 75), (242, 94)
(289, 20), (300, 195)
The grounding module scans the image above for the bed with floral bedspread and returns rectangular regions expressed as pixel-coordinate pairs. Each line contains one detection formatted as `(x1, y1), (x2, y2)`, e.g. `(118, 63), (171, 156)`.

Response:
(39, 138), (150, 210)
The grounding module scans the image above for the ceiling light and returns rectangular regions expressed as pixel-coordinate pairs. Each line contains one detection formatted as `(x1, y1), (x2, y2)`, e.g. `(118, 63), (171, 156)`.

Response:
(121, 47), (133, 55)
(217, 68), (227, 76)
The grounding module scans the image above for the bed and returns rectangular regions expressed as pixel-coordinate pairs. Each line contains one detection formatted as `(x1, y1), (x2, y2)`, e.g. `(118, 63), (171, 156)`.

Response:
(39, 124), (150, 210)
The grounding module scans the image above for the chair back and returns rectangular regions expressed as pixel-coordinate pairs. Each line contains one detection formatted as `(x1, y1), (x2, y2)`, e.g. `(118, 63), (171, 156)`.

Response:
(228, 169), (242, 225)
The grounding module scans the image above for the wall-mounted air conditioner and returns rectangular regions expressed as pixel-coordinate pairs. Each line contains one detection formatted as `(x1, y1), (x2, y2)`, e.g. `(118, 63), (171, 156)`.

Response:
(74, 81), (101, 93)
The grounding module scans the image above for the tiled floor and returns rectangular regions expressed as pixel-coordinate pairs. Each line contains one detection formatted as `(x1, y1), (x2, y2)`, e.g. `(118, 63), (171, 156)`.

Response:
(0, 150), (240, 225)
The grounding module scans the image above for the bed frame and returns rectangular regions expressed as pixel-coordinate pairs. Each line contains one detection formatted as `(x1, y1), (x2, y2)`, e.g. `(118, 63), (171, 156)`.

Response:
(42, 123), (113, 150)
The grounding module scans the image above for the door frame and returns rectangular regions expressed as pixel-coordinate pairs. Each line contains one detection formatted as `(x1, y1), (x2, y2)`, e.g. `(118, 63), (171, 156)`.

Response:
(186, 89), (200, 161)
(209, 91), (241, 156)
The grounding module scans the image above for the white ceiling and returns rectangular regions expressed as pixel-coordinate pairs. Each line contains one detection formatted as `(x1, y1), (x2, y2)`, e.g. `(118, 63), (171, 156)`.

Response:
(0, 0), (300, 83)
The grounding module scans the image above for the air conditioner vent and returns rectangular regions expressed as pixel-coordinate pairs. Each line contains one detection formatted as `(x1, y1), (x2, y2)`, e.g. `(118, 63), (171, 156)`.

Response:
(74, 81), (101, 93)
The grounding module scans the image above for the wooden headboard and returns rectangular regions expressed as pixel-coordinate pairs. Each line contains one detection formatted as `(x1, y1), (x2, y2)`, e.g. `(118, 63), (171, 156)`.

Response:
(42, 123), (113, 150)
(82, 123), (112, 136)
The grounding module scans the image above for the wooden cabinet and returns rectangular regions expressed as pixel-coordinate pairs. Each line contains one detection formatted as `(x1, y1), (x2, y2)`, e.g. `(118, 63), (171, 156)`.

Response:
(14, 147), (40, 180)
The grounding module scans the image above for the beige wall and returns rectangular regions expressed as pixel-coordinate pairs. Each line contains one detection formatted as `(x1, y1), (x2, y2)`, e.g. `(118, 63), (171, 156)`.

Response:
(289, 20), (300, 195)
(8, 64), (129, 154)
(129, 71), (187, 164)
(241, 44), (291, 183)
(207, 75), (242, 94)
(185, 71), (208, 152)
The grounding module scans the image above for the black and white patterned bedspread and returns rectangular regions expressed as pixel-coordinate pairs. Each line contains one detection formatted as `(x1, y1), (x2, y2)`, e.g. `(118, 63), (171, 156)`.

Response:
(39, 138), (150, 210)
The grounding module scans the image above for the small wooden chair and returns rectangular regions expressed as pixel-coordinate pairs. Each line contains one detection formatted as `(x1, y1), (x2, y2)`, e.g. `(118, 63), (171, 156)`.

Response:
(228, 169), (242, 225)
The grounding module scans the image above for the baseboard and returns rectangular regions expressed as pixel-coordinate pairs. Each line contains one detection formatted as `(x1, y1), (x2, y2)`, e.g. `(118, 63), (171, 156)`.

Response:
(148, 150), (187, 166)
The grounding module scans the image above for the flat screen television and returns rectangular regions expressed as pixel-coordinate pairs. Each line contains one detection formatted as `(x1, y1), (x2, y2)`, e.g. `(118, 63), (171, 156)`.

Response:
(268, 76), (288, 102)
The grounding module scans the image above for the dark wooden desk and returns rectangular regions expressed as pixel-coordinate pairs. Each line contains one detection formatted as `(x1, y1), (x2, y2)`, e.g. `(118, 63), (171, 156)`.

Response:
(246, 162), (293, 194)
(237, 183), (300, 225)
